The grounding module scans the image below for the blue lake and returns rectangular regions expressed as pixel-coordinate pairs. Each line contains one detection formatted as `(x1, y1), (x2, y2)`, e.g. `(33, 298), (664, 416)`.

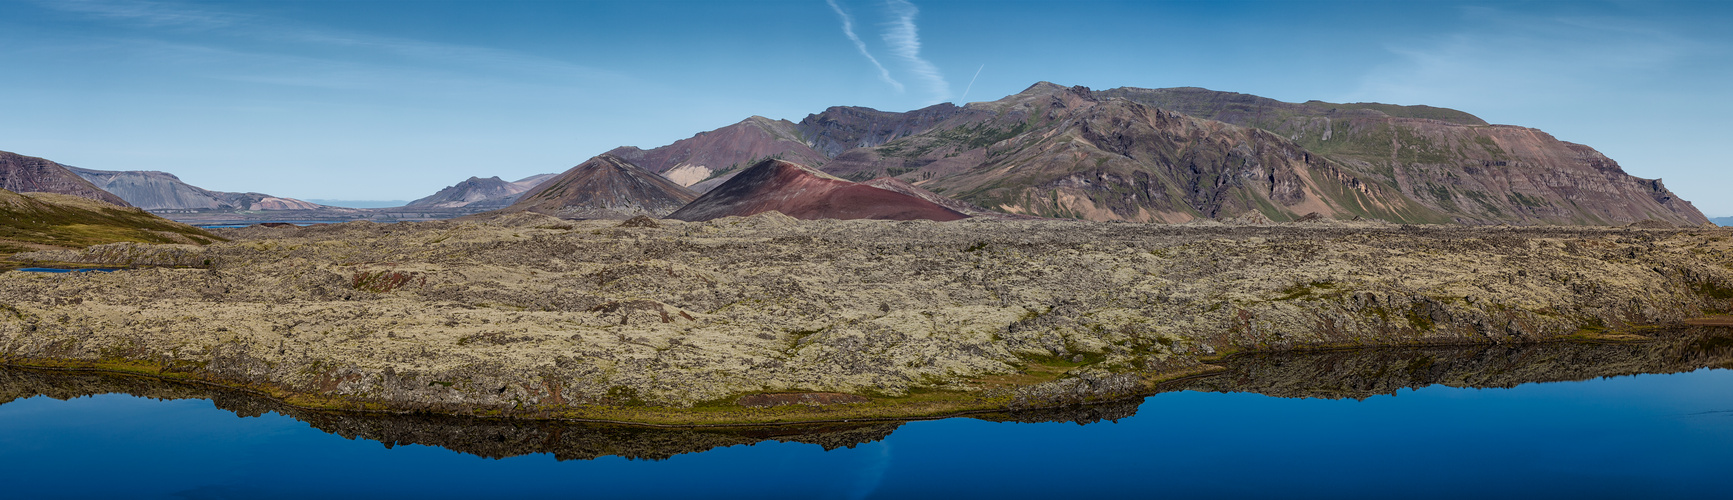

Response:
(3, 336), (1730, 499)
(192, 221), (330, 229)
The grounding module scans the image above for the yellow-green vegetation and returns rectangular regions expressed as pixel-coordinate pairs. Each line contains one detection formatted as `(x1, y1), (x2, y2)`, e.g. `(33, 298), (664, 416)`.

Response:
(1, 214), (1730, 425)
(0, 189), (222, 268)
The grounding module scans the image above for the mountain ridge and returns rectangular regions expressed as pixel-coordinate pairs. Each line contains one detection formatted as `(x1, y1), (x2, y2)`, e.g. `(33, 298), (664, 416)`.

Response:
(0, 151), (131, 207)
(611, 82), (1705, 226)
(67, 165), (323, 211)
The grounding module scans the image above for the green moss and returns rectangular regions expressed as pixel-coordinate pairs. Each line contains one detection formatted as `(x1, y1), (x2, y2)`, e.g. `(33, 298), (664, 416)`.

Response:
(606, 385), (646, 407)
(1698, 281), (1733, 301)
(1018, 351), (1105, 369)
(0, 191), (223, 261)
(1275, 280), (1338, 301)
(1405, 304), (1435, 331)
(1473, 135), (1509, 160)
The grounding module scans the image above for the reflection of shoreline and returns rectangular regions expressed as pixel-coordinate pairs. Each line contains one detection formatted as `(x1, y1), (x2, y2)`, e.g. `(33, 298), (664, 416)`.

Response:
(1181, 326), (1733, 400)
(6, 327), (1729, 461)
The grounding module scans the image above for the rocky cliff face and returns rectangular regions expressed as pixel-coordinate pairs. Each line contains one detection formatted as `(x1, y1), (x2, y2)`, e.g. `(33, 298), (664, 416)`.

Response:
(67, 165), (326, 211)
(823, 83), (1436, 223)
(795, 103), (969, 157)
(494, 154), (697, 219)
(0, 151), (130, 207)
(1099, 86), (1709, 225)
(66, 167), (225, 210)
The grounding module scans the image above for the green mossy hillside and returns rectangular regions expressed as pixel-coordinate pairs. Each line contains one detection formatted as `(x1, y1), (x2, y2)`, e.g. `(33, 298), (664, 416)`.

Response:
(0, 189), (222, 266)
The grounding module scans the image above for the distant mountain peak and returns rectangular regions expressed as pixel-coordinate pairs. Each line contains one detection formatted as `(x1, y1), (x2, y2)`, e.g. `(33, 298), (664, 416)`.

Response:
(492, 153), (696, 219)
(1020, 81), (1068, 94)
(408, 175), (526, 209)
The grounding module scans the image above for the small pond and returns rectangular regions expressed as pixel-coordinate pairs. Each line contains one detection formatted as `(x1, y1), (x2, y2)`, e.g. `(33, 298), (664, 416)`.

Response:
(11, 268), (119, 273)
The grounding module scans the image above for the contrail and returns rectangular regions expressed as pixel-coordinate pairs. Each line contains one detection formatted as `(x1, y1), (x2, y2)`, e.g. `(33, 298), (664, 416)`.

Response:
(826, 0), (902, 92)
(883, 0), (948, 103)
(959, 64), (983, 102)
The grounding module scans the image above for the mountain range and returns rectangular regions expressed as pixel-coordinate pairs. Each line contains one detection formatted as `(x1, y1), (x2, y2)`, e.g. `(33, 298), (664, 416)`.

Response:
(0, 82), (1710, 227)
(607, 82), (1706, 226)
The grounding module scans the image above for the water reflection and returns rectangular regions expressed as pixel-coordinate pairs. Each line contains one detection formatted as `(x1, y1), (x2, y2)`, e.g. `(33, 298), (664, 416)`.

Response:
(2, 326), (1728, 462)
(1180, 326), (1733, 399)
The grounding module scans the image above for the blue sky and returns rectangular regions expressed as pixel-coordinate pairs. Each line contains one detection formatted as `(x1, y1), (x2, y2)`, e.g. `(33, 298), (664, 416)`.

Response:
(2, 0), (1729, 214)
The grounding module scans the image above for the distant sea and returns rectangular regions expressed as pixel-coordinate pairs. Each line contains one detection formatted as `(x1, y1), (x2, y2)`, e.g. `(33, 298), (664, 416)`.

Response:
(303, 200), (408, 208)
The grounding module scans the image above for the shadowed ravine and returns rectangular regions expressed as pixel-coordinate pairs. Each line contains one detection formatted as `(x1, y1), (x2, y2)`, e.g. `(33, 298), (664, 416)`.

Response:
(5, 326), (1726, 462)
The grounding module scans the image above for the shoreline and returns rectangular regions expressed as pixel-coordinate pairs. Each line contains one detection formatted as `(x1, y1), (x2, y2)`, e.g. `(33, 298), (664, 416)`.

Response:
(0, 328), (1699, 428)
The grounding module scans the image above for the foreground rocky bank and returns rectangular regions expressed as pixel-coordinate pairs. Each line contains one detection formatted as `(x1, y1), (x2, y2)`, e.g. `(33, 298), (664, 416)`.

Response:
(2, 214), (1730, 424)
(5, 326), (1728, 460)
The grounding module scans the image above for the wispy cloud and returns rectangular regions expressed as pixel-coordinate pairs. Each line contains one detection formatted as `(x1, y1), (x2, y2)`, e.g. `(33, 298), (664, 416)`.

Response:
(31, 0), (624, 93)
(882, 0), (949, 103)
(35, 0), (245, 29)
(826, 0), (902, 93)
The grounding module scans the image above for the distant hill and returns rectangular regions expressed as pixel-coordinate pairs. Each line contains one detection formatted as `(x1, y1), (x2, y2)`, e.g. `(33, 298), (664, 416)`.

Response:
(66, 165), (322, 211)
(408, 176), (524, 208)
(494, 154), (696, 219)
(0, 151), (131, 207)
(666, 158), (966, 222)
(407, 173), (556, 209)
(0, 188), (221, 264)
(1712, 217), (1733, 227)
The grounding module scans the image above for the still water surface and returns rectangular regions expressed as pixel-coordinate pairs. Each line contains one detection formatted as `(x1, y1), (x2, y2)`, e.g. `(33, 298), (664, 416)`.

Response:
(3, 336), (1730, 499)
